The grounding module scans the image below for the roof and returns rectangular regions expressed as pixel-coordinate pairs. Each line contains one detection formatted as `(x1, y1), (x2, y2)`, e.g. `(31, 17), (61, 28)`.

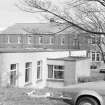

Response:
(47, 56), (89, 61)
(0, 48), (69, 53)
(1, 22), (76, 35)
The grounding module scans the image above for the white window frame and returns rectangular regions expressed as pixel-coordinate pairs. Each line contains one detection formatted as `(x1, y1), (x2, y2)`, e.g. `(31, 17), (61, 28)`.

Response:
(91, 36), (101, 44)
(27, 36), (32, 44)
(37, 61), (43, 80)
(25, 62), (32, 83)
(91, 52), (101, 61)
(61, 37), (65, 45)
(49, 37), (54, 45)
(48, 65), (64, 80)
(18, 36), (21, 44)
(10, 64), (18, 86)
(7, 35), (10, 44)
(39, 36), (44, 44)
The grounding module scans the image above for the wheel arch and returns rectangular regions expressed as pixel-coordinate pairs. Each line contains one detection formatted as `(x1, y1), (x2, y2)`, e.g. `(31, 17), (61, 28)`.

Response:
(75, 90), (103, 105)
(75, 95), (101, 105)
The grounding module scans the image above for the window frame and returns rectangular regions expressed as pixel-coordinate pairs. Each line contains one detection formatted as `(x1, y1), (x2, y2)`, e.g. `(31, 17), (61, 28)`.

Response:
(27, 35), (33, 44)
(91, 52), (101, 61)
(7, 35), (10, 44)
(17, 36), (21, 44)
(48, 65), (64, 80)
(61, 37), (65, 45)
(37, 61), (43, 80)
(10, 64), (18, 86)
(25, 62), (32, 83)
(49, 36), (54, 45)
(39, 36), (44, 44)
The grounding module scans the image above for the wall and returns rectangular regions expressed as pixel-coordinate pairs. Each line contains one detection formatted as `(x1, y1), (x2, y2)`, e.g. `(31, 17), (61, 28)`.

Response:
(76, 58), (91, 81)
(0, 51), (69, 88)
(0, 34), (90, 50)
(64, 61), (76, 86)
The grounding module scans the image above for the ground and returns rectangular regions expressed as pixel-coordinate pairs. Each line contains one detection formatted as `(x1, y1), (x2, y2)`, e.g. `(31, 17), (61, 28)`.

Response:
(0, 87), (69, 105)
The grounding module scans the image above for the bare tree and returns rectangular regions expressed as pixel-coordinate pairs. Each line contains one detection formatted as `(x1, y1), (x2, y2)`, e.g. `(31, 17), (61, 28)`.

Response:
(16, 0), (105, 34)
(16, 0), (105, 63)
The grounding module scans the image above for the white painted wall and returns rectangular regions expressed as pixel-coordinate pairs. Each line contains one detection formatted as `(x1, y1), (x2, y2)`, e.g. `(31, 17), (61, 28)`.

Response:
(76, 58), (91, 81)
(0, 51), (69, 88)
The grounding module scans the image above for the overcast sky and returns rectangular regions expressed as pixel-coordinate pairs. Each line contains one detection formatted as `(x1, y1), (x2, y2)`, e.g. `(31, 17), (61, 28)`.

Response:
(0, 0), (47, 30)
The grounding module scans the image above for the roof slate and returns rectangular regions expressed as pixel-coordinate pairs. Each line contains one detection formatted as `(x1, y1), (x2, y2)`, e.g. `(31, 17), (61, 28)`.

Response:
(1, 22), (75, 35)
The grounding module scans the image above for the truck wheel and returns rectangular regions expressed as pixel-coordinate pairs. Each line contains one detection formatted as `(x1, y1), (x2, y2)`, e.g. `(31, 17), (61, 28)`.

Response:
(76, 96), (99, 105)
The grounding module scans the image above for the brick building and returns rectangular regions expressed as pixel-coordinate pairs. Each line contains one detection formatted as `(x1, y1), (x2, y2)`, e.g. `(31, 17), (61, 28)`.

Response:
(0, 22), (103, 88)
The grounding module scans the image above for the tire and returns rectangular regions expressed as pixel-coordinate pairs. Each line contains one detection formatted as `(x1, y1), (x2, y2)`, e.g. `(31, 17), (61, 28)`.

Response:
(76, 96), (99, 105)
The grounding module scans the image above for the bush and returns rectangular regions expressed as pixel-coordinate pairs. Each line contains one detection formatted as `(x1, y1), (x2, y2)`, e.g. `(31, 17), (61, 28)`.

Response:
(78, 76), (98, 83)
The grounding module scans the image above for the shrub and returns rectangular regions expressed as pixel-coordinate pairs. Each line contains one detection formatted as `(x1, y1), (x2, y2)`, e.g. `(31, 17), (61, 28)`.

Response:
(78, 76), (98, 83)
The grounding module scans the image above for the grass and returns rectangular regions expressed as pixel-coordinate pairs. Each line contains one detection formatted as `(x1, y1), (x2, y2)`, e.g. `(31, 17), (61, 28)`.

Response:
(0, 87), (69, 105)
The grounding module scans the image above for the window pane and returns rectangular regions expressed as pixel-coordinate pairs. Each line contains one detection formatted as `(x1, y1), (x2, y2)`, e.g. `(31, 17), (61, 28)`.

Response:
(11, 64), (16, 70)
(37, 61), (41, 65)
(37, 69), (40, 79)
(25, 62), (31, 68)
(25, 69), (29, 82)
(61, 37), (65, 45)
(54, 71), (64, 79)
(90, 65), (97, 69)
(39, 36), (44, 44)
(92, 52), (95, 61)
(54, 65), (64, 70)
(92, 37), (95, 44)
(37, 61), (42, 79)
(48, 65), (53, 78)
(96, 53), (100, 61)
(27, 36), (32, 44)
(25, 62), (32, 83)
(50, 37), (54, 44)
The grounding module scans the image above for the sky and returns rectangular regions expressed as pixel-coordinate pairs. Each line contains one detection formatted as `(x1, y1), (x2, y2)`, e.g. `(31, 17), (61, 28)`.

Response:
(0, 0), (46, 30)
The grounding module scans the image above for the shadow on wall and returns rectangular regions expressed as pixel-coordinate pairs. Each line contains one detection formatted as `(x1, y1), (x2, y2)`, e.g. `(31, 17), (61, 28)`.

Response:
(78, 76), (105, 83)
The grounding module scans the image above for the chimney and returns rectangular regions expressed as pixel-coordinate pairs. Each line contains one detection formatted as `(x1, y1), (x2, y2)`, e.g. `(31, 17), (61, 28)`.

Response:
(50, 18), (55, 23)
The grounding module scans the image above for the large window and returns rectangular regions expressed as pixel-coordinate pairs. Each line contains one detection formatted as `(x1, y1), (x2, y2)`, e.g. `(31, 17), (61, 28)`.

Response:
(37, 61), (42, 80)
(48, 65), (64, 80)
(92, 52), (101, 61)
(25, 62), (32, 83)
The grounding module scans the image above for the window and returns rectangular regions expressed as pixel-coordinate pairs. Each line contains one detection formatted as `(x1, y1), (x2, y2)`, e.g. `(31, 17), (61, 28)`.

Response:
(91, 36), (101, 44)
(61, 37), (65, 45)
(91, 36), (96, 44)
(7, 35), (10, 44)
(49, 37), (54, 45)
(10, 64), (17, 86)
(39, 36), (44, 44)
(48, 65), (64, 80)
(73, 39), (80, 49)
(91, 52), (101, 61)
(92, 52), (95, 61)
(37, 61), (42, 80)
(18, 36), (21, 44)
(27, 36), (32, 44)
(25, 62), (32, 83)
(90, 65), (97, 69)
